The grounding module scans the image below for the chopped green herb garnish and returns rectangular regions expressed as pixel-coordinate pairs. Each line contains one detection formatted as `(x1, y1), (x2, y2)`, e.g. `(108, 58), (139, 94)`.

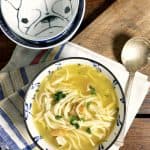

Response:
(53, 91), (66, 102)
(74, 123), (80, 129)
(86, 127), (91, 134)
(70, 116), (80, 124)
(70, 116), (80, 129)
(86, 102), (92, 109)
(55, 115), (62, 120)
(80, 118), (85, 122)
(89, 86), (96, 95)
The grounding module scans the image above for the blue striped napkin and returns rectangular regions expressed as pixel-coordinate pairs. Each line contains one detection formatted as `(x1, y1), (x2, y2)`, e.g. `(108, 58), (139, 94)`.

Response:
(0, 63), (52, 150)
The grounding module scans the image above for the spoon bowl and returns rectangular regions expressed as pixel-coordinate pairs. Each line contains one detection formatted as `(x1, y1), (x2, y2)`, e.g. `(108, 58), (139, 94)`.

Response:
(121, 37), (150, 72)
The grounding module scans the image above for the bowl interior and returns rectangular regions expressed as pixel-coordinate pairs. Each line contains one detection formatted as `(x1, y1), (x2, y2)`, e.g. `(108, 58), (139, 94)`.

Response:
(0, 0), (84, 49)
(1, 0), (79, 41)
(24, 58), (126, 150)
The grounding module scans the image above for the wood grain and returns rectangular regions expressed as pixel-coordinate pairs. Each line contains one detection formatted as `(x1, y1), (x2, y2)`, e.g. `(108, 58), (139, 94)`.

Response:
(140, 92), (150, 114)
(80, 0), (115, 31)
(121, 118), (150, 150)
(73, 0), (150, 114)
(73, 0), (150, 76)
(0, 30), (15, 61)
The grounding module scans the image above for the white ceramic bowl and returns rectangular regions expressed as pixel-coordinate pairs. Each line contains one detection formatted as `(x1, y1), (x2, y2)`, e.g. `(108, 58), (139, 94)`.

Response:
(0, 0), (85, 49)
(24, 57), (126, 150)
(1, 0), (79, 41)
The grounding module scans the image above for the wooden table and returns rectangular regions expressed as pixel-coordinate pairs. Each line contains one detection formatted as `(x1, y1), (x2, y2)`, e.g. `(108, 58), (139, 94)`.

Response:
(0, 0), (150, 149)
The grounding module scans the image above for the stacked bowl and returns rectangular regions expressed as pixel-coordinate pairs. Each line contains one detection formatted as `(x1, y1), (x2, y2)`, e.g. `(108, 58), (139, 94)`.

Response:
(0, 0), (85, 49)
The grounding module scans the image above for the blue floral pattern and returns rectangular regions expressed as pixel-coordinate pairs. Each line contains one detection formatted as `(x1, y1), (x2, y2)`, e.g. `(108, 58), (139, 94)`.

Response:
(24, 103), (32, 120)
(99, 144), (104, 150)
(120, 97), (125, 104)
(92, 63), (102, 72)
(117, 115), (123, 127)
(33, 136), (42, 143)
(112, 79), (118, 88)
(55, 62), (62, 70)
(31, 82), (40, 90)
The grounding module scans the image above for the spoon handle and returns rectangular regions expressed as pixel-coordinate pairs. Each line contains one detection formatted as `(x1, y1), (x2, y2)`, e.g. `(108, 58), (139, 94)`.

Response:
(148, 53), (150, 63)
(115, 72), (135, 147)
(125, 72), (135, 107)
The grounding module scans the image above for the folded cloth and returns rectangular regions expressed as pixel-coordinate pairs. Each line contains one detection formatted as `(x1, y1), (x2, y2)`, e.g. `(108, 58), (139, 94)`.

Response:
(0, 42), (149, 150)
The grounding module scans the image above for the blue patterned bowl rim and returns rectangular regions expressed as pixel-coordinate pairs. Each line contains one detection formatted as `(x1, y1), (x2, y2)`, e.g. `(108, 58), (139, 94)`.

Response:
(24, 57), (126, 150)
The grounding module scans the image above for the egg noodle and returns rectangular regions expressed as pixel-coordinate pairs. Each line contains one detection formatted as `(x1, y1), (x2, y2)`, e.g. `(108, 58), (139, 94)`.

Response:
(32, 64), (118, 150)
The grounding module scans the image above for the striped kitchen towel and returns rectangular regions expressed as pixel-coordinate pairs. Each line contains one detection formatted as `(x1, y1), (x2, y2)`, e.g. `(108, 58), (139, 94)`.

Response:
(0, 42), (149, 150)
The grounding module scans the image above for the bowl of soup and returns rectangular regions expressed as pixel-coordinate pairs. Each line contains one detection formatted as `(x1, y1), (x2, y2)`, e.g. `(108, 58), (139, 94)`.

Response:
(24, 57), (126, 150)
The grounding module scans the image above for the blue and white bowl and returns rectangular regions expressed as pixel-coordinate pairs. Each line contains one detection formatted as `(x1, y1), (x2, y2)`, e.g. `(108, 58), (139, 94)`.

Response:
(24, 57), (126, 150)
(0, 0), (85, 49)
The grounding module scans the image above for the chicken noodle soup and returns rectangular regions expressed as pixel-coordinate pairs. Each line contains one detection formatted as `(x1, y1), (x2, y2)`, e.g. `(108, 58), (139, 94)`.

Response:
(32, 64), (119, 150)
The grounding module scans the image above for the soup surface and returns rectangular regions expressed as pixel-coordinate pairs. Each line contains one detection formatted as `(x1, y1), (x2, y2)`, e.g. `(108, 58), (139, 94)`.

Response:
(32, 64), (118, 150)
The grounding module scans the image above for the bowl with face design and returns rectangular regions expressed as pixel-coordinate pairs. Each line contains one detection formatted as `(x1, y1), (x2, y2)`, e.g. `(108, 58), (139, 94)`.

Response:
(0, 0), (85, 49)
(0, 0), (79, 42)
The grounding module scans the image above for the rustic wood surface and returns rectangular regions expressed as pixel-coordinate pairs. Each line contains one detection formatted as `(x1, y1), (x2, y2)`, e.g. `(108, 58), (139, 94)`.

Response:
(73, 0), (150, 76)
(0, 0), (150, 149)
(122, 118), (150, 150)
(73, 0), (150, 115)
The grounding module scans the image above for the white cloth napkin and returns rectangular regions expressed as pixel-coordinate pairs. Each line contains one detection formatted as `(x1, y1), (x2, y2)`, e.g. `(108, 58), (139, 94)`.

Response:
(0, 42), (149, 150)
(109, 72), (149, 150)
